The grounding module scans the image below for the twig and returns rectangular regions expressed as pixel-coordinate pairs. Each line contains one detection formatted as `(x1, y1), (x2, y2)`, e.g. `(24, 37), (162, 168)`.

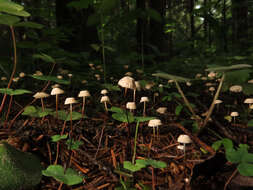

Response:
(224, 168), (238, 190)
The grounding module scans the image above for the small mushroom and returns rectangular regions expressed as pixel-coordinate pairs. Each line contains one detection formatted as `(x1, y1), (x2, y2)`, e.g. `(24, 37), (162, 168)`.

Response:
(148, 119), (162, 138)
(156, 107), (167, 114)
(78, 90), (91, 117)
(140, 97), (149, 116)
(51, 87), (64, 118)
(33, 92), (49, 111)
(177, 134), (192, 155)
(100, 96), (110, 113)
(126, 102), (136, 114)
(229, 85), (243, 93)
(230, 111), (239, 123)
(101, 89), (108, 95)
(118, 76), (136, 101)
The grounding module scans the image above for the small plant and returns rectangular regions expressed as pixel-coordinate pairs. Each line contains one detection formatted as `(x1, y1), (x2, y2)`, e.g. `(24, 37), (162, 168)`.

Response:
(212, 138), (253, 176)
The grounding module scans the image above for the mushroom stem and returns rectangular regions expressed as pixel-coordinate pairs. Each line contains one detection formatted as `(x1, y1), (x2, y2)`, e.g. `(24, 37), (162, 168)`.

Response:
(40, 98), (45, 112)
(133, 89), (136, 102)
(143, 102), (146, 116)
(55, 95), (58, 118)
(124, 87), (128, 98)
(104, 102), (108, 112)
(81, 97), (86, 118)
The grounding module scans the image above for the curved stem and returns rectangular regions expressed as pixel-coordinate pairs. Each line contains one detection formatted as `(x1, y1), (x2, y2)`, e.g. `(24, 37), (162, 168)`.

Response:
(0, 26), (17, 114)
(132, 121), (140, 164)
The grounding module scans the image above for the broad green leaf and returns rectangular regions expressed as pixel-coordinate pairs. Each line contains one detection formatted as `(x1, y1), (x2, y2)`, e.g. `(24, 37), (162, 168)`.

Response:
(32, 53), (55, 63)
(14, 21), (43, 29)
(108, 106), (124, 114)
(51, 134), (68, 142)
(226, 144), (249, 163)
(152, 73), (191, 82)
(30, 75), (70, 85)
(0, 0), (24, 12)
(146, 159), (167, 169)
(22, 106), (37, 115)
(205, 64), (252, 72)
(112, 112), (134, 123)
(237, 163), (253, 176)
(212, 138), (234, 151)
(66, 140), (83, 150)
(134, 117), (156, 122)
(0, 14), (20, 26)
(0, 88), (31, 95)
(53, 110), (84, 121)
(90, 44), (100, 52)
(175, 105), (183, 116)
(42, 165), (83, 185)
(123, 161), (146, 172)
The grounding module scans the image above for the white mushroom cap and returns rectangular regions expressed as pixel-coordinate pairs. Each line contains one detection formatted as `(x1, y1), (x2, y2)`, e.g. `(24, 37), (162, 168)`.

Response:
(195, 73), (202, 78)
(177, 134), (192, 144)
(145, 82), (154, 90)
(208, 72), (216, 78)
(177, 145), (185, 150)
(19, 72), (25, 78)
(125, 72), (133, 76)
(57, 75), (63, 79)
(229, 85), (243, 93)
(64, 97), (77, 105)
(101, 89), (108, 95)
(100, 96), (110, 103)
(209, 87), (215, 92)
(118, 76), (136, 90)
(135, 81), (141, 91)
(230, 112), (239, 117)
(244, 98), (253, 104)
(78, 90), (91, 97)
(156, 107), (167, 114)
(248, 79), (253, 84)
(51, 88), (64, 95)
(148, 119), (162, 127)
(33, 92), (49, 99)
(214, 99), (223, 104)
(126, 102), (136, 110)
(34, 70), (43, 76)
(51, 84), (60, 88)
(205, 82), (214, 87)
(140, 97), (149, 103)
(168, 79), (174, 83)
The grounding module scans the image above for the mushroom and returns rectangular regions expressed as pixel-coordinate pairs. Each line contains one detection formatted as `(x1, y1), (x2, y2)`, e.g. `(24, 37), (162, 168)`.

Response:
(33, 92), (49, 111)
(209, 87), (215, 96)
(230, 112), (239, 123)
(156, 107), (167, 114)
(64, 97), (78, 131)
(101, 89), (108, 95)
(78, 90), (91, 117)
(244, 98), (253, 108)
(148, 119), (162, 138)
(177, 134), (192, 155)
(51, 87), (64, 118)
(118, 76), (136, 101)
(153, 92), (159, 103)
(126, 102), (136, 114)
(140, 97), (149, 116)
(214, 99), (223, 111)
(100, 95), (110, 113)
(125, 72), (133, 76)
(229, 85), (243, 93)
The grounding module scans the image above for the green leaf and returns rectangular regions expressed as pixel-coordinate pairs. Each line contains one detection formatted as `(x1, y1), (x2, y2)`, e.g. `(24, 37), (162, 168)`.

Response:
(175, 104), (183, 116)
(0, 14), (20, 26)
(152, 73), (191, 82)
(112, 112), (134, 123)
(134, 117), (156, 122)
(30, 75), (70, 85)
(66, 140), (83, 150)
(108, 106), (124, 114)
(146, 159), (167, 168)
(51, 134), (68, 142)
(237, 163), (253, 176)
(14, 21), (43, 29)
(0, 0), (24, 12)
(123, 161), (146, 172)
(205, 64), (252, 72)
(22, 106), (53, 118)
(0, 88), (31, 95)
(53, 110), (84, 121)
(42, 165), (83, 185)
(32, 53), (55, 63)
(22, 106), (37, 115)
(67, 0), (93, 9)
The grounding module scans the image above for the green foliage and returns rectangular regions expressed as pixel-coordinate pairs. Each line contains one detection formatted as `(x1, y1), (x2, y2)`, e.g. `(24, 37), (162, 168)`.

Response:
(0, 142), (42, 190)
(152, 73), (192, 82)
(66, 139), (83, 150)
(0, 88), (31, 95)
(212, 138), (253, 176)
(32, 53), (55, 63)
(123, 159), (167, 172)
(67, 0), (93, 10)
(30, 75), (70, 85)
(0, 0), (30, 17)
(14, 21), (44, 29)
(205, 64), (252, 72)
(52, 110), (84, 121)
(22, 106), (53, 118)
(42, 165), (83, 185)
(51, 134), (68, 142)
